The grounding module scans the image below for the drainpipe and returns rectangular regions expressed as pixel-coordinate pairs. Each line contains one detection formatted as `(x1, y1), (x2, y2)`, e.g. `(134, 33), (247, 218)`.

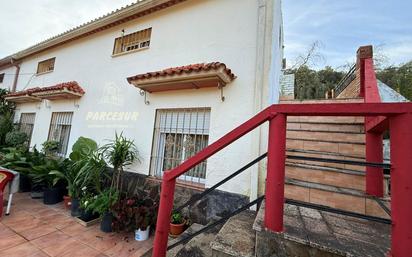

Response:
(10, 58), (20, 93)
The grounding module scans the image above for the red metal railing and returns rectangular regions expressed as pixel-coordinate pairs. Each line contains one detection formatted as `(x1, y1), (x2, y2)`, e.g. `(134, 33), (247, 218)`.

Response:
(152, 102), (412, 257)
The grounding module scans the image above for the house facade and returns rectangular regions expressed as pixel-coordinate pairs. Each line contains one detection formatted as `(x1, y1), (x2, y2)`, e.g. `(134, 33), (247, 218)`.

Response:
(0, 0), (283, 199)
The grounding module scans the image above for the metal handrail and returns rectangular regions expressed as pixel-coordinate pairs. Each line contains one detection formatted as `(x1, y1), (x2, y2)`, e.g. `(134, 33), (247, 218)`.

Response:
(335, 64), (356, 96)
(168, 196), (265, 251)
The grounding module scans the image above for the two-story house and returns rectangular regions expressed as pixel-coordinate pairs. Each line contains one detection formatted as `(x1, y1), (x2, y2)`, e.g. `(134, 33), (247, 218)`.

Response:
(0, 0), (283, 204)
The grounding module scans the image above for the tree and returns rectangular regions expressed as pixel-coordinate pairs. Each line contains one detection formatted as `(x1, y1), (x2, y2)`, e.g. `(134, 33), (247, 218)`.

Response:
(377, 61), (412, 100)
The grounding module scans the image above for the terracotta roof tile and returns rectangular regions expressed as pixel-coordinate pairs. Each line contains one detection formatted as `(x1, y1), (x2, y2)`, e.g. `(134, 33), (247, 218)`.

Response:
(127, 62), (236, 83)
(6, 81), (85, 97)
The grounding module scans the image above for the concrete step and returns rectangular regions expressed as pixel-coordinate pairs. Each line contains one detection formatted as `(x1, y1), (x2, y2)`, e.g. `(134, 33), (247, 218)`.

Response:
(253, 200), (391, 257)
(285, 178), (390, 218)
(210, 211), (256, 257)
(287, 138), (365, 158)
(287, 129), (365, 144)
(286, 162), (365, 191)
(286, 149), (366, 172)
(169, 223), (220, 257)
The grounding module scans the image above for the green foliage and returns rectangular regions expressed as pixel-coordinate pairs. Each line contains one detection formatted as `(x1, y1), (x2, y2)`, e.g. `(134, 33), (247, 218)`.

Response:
(42, 140), (60, 156)
(112, 194), (158, 231)
(69, 136), (98, 161)
(0, 112), (14, 146)
(85, 188), (119, 216)
(100, 132), (139, 190)
(5, 131), (28, 147)
(377, 61), (412, 100)
(171, 211), (184, 225)
(287, 65), (344, 100)
(30, 158), (69, 188)
(56, 137), (105, 198)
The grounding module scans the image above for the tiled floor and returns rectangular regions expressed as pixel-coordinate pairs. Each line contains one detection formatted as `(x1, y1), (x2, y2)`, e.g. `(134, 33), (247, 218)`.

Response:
(0, 193), (153, 257)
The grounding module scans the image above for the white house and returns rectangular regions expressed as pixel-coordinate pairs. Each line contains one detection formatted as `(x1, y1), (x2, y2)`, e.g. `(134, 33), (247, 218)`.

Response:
(0, 0), (283, 200)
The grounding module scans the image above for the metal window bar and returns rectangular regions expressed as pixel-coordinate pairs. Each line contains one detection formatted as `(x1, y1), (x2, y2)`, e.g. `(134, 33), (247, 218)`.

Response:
(149, 108), (210, 185)
(113, 28), (152, 55)
(334, 64), (357, 96)
(47, 112), (73, 156)
(19, 113), (36, 146)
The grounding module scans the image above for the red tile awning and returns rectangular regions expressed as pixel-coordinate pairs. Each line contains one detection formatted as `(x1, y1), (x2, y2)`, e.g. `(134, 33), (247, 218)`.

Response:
(5, 81), (85, 103)
(126, 62), (236, 93)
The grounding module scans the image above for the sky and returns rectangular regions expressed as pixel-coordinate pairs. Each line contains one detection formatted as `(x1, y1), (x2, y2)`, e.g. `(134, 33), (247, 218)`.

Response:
(0, 0), (411, 70)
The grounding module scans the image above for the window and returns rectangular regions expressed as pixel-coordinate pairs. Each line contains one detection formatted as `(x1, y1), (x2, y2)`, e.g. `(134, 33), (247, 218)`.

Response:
(47, 112), (73, 156)
(112, 28), (152, 55)
(37, 58), (55, 74)
(0, 73), (4, 83)
(150, 108), (210, 184)
(19, 113), (36, 146)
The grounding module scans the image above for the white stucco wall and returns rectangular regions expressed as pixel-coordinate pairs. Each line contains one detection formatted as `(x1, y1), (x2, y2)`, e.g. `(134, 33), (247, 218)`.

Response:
(1, 0), (283, 196)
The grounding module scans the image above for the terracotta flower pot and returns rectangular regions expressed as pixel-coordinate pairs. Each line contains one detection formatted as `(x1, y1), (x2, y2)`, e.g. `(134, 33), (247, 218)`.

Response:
(63, 196), (72, 209)
(170, 220), (186, 236)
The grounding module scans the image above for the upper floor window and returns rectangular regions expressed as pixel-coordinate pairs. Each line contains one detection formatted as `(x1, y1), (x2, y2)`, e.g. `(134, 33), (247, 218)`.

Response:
(112, 28), (152, 55)
(37, 58), (55, 74)
(0, 73), (4, 83)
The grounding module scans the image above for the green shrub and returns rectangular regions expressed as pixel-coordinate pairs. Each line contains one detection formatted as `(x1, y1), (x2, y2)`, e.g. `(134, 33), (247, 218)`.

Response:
(5, 131), (28, 147)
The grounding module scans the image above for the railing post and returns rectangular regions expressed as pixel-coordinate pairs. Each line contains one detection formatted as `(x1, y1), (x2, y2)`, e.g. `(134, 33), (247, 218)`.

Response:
(265, 113), (286, 232)
(365, 130), (384, 197)
(152, 178), (176, 257)
(389, 113), (412, 257)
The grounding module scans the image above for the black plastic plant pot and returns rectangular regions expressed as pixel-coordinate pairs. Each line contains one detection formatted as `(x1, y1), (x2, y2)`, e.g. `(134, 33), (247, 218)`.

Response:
(100, 212), (113, 233)
(43, 187), (63, 205)
(19, 174), (32, 192)
(79, 209), (99, 222)
(71, 198), (81, 217)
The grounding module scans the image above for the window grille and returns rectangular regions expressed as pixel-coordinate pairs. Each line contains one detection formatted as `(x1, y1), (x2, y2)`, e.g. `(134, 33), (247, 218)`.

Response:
(0, 73), (4, 83)
(150, 108), (211, 184)
(19, 113), (36, 146)
(113, 28), (152, 55)
(37, 58), (55, 74)
(47, 112), (73, 156)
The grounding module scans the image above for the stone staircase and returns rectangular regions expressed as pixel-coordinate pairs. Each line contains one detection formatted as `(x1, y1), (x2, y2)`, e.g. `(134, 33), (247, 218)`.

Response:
(166, 202), (390, 257)
(282, 98), (390, 219)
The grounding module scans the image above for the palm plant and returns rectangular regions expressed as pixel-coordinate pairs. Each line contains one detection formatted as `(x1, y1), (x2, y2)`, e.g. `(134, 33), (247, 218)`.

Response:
(100, 132), (139, 191)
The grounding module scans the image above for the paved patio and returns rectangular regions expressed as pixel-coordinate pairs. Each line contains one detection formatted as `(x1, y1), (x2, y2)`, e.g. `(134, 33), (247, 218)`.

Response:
(0, 193), (153, 257)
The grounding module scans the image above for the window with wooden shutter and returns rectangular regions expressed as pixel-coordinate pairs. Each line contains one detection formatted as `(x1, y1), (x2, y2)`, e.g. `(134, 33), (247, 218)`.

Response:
(37, 58), (55, 74)
(112, 28), (152, 55)
(47, 112), (73, 156)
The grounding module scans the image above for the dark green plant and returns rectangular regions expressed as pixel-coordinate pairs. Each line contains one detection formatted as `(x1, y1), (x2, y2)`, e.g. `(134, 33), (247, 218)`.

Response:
(111, 194), (158, 232)
(30, 158), (69, 189)
(42, 140), (60, 156)
(5, 131), (28, 147)
(69, 136), (98, 161)
(170, 211), (184, 225)
(85, 188), (119, 216)
(51, 137), (106, 198)
(0, 112), (14, 146)
(100, 132), (139, 191)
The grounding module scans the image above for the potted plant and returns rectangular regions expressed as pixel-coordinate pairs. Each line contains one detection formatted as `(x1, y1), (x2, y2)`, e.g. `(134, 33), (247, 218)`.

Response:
(112, 195), (158, 241)
(170, 210), (188, 236)
(86, 188), (119, 232)
(30, 158), (68, 205)
(52, 137), (104, 214)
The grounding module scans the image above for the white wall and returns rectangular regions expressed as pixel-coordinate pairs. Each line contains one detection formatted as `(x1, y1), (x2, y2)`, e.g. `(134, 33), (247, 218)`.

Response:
(1, 0), (283, 196)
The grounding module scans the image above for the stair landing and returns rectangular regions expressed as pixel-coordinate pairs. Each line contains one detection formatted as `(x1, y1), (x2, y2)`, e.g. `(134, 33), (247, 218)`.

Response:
(253, 201), (390, 257)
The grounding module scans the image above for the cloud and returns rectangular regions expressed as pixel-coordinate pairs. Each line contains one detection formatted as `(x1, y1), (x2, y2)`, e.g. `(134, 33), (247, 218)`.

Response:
(0, 0), (136, 57)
